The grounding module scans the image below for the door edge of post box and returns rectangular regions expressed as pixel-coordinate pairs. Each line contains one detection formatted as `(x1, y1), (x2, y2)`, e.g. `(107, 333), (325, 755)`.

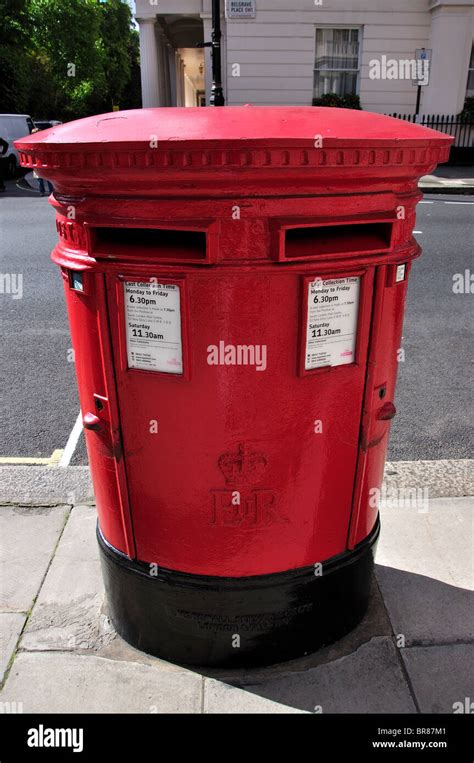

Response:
(97, 272), (138, 557)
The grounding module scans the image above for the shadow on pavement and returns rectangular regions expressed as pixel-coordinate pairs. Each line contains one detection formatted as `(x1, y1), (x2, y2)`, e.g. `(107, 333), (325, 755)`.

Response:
(195, 567), (473, 713)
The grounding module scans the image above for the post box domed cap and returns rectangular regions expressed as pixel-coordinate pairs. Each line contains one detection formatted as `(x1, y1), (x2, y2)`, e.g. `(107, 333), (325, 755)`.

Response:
(15, 106), (453, 194)
(16, 105), (453, 151)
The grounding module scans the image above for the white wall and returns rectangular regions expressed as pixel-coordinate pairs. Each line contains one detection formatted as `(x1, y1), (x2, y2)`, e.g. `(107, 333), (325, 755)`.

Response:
(224, 0), (434, 112)
(135, 0), (203, 18)
(423, 2), (474, 114)
(184, 74), (197, 106)
(134, 0), (474, 115)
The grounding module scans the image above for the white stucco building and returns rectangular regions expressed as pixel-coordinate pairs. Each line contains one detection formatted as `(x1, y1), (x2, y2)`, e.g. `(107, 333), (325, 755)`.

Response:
(136, 0), (474, 115)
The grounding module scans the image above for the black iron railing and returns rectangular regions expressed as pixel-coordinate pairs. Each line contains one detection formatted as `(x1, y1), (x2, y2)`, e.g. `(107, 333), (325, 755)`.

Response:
(388, 113), (473, 149)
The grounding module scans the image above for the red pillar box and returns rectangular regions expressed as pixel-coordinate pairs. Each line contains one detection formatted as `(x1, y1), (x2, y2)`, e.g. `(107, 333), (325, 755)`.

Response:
(16, 108), (452, 667)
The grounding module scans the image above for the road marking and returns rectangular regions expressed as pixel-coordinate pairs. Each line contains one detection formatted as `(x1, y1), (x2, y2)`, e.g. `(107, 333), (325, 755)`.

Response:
(0, 412), (83, 469)
(0, 449), (63, 467)
(58, 411), (83, 468)
(420, 199), (474, 204)
(413, 230), (423, 234)
(49, 449), (63, 466)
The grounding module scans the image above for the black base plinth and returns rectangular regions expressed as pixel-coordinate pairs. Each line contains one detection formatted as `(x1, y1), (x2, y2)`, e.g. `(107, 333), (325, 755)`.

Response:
(98, 518), (379, 668)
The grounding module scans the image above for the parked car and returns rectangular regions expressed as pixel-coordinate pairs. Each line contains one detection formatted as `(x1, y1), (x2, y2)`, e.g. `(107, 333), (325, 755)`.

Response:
(33, 120), (63, 131)
(0, 114), (35, 177)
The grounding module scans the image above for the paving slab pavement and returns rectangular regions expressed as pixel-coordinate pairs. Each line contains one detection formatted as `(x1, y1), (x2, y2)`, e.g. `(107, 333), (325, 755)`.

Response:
(203, 678), (307, 713)
(0, 613), (26, 684)
(0, 495), (472, 713)
(402, 644), (474, 714)
(376, 497), (474, 644)
(20, 506), (113, 653)
(419, 165), (474, 194)
(208, 637), (417, 714)
(419, 175), (474, 193)
(0, 505), (69, 612)
(0, 504), (70, 686)
(0, 652), (203, 714)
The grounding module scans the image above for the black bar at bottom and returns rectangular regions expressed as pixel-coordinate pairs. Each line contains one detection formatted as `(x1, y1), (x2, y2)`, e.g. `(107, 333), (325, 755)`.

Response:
(0, 713), (472, 761)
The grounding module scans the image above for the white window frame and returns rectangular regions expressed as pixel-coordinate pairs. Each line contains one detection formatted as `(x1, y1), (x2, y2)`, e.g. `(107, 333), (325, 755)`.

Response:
(313, 25), (363, 99)
(466, 43), (474, 99)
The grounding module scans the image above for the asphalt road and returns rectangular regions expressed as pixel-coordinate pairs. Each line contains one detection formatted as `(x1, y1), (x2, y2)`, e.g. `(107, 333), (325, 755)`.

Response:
(0, 182), (473, 464)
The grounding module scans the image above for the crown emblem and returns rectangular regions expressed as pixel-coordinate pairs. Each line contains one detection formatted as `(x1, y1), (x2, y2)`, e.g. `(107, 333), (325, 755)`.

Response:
(218, 443), (267, 485)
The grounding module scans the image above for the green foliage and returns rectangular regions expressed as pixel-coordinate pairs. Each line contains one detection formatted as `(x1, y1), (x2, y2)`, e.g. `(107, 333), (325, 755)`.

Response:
(98, 0), (132, 109)
(29, 0), (105, 118)
(0, 0), (34, 112)
(120, 29), (142, 111)
(0, 0), (141, 121)
(459, 97), (474, 122)
(312, 93), (362, 110)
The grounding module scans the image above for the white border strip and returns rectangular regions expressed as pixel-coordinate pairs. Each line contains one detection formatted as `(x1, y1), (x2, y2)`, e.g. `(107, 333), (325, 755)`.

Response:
(58, 411), (83, 468)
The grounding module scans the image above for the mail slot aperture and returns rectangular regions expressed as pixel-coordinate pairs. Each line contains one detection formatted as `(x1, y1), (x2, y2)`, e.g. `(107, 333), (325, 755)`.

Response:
(91, 226), (209, 262)
(284, 221), (393, 260)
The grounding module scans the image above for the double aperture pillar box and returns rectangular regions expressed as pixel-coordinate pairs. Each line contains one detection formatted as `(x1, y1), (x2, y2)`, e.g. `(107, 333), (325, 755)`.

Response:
(17, 107), (451, 667)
